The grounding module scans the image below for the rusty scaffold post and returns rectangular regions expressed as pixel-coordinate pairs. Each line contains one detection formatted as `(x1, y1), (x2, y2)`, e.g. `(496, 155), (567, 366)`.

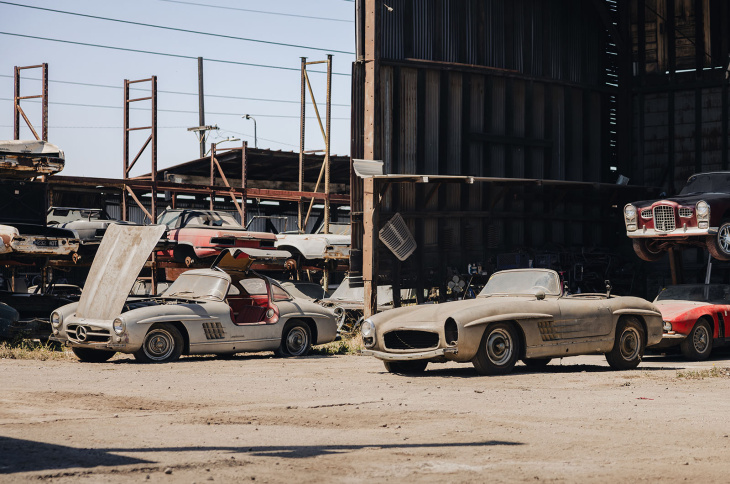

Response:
(13, 63), (48, 141)
(209, 141), (248, 223)
(122, 76), (158, 290)
(298, 55), (334, 288)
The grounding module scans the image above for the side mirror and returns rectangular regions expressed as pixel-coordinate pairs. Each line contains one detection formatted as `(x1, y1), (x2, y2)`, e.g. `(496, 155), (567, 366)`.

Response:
(535, 289), (546, 300)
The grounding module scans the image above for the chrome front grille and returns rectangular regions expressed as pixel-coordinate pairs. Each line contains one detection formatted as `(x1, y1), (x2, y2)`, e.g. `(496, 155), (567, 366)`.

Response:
(641, 209), (653, 219)
(66, 325), (111, 344)
(383, 330), (439, 350)
(653, 205), (676, 232)
(679, 207), (692, 218)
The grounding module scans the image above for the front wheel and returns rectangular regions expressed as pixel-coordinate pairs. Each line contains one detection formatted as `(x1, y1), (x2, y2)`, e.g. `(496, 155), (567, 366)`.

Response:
(706, 220), (730, 261)
(472, 323), (520, 376)
(275, 320), (312, 357)
(133, 323), (184, 363)
(605, 317), (645, 370)
(383, 360), (428, 374)
(632, 239), (664, 262)
(72, 347), (116, 363)
(680, 319), (713, 361)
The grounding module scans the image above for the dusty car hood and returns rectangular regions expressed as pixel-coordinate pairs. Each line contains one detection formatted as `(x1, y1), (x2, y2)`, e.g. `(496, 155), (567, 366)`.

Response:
(653, 300), (713, 321)
(631, 192), (730, 208)
(76, 224), (166, 320)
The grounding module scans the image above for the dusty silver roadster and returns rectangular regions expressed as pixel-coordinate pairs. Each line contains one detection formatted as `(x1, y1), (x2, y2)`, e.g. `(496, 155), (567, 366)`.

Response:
(361, 269), (663, 375)
(50, 224), (338, 363)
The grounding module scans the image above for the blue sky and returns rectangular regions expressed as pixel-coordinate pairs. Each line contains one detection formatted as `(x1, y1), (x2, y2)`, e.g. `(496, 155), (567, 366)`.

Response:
(0, 0), (355, 178)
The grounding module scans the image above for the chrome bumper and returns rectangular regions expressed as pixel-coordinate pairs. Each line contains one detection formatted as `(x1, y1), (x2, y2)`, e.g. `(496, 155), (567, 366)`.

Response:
(360, 347), (457, 361)
(627, 227), (716, 238)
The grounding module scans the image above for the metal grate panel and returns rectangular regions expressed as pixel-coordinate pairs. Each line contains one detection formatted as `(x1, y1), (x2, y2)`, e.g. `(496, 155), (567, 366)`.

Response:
(379, 213), (417, 261)
(203, 322), (226, 340)
(653, 205), (676, 232)
(679, 207), (692, 218)
(641, 209), (653, 219)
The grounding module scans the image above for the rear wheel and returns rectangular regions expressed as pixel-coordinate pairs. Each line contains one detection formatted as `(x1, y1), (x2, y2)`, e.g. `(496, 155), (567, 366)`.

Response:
(383, 360), (428, 374)
(632, 239), (664, 262)
(472, 323), (520, 376)
(275, 320), (312, 357)
(133, 323), (184, 363)
(680, 319), (713, 361)
(605, 317), (645, 370)
(706, 220), (730, 261)
(71, 347), (116, 363)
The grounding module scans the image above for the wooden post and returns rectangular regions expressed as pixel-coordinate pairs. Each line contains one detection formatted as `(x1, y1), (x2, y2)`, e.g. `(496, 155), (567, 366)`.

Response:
(363, 176), (378, 317)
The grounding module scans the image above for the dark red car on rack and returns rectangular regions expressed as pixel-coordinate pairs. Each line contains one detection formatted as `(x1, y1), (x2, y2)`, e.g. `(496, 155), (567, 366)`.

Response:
(624, 172), (730, 261)
(156, 209), (276, 266)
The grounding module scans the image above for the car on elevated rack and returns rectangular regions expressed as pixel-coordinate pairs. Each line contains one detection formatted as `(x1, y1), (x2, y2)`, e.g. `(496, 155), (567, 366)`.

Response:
(275, 222), (351, 271)
(156, 209), (277, 266)
(651, 284), (730, 360)
(50, 224), (338, 363)
(360, 268), (663, 375)
(624, 172), (730, 261)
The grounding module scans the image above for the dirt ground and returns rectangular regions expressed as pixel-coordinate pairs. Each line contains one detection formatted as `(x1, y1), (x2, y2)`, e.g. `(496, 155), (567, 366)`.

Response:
(1, 350), (730, 483)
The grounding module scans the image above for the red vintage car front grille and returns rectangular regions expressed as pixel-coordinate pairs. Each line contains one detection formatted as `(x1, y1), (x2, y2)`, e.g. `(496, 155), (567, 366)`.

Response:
(653, 205), (675, 232)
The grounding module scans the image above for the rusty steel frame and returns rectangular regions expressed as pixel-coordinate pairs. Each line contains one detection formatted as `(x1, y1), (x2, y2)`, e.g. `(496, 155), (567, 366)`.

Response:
(209, 141), (247, 223)
(13, 63), (48, 141)
(298, 55), (333, 234)
(122, 76), (157, 224)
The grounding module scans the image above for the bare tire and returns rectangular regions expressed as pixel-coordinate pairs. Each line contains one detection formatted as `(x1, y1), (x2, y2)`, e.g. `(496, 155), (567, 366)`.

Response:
(71, 347), (116, 363)
(275, 320), (312, 357)
(383, 360), (428, 374)
(632, 239), (664, 262)
(173, 246), (198, 267)
(680, 319), (713, 361)
(472, 323), (520, 376)
(133, 323), (184, 363)
(522, 357), (551, 368)
(606, 317), (645, 370)
(706, 220), (730, 261)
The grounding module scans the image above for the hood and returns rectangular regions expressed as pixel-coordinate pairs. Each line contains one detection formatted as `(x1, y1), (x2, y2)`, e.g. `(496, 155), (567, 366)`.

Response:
(630, 192), (730, 208)
(76, 224), (166, 320)
(654, 300), (712, 321)
(211, 247), (291, 273)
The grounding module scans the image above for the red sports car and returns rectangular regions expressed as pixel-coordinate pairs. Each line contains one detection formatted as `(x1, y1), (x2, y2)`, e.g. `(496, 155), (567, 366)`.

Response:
(652, 284), (730, 360)
(624, 172), (730, 261)
(156, 209), (276, 266)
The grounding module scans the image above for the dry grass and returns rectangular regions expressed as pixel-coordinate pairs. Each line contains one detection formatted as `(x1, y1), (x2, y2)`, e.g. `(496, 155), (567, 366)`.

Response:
(0, 340), (74, 361)
(676, 366), (730, 380)
(311, 334), (364, 356)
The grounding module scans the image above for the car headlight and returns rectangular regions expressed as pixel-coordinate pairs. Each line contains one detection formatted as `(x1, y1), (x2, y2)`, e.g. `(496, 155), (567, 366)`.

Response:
(696, 200), (709, 218)
(663, 321), (672, 332)
(361, 319), (375, 337)
(113, 318), (126, 335)
(51, 311), (62, 328)
(624, 204), (637, 220)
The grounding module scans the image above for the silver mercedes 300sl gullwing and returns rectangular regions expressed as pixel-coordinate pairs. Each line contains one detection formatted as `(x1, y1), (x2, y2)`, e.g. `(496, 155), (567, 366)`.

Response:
(361, 269), (663, 375)
(50, 224), (337, 363)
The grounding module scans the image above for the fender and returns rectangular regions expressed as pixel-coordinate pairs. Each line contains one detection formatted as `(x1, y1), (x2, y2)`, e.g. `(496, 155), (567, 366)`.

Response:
(612, 308), (662, 317)
(137, 315), (221, 325)
(464, 313), (554, 328)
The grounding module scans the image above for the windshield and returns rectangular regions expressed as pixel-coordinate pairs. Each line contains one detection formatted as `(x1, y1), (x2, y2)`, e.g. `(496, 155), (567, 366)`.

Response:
(183, 211), (241, 228)
(161, 273), (229, 300)
(315, 223), (351, 235)
(680, 173), (730, 195)
(479, 270), (561, 296)
(655, 284), (730, 303)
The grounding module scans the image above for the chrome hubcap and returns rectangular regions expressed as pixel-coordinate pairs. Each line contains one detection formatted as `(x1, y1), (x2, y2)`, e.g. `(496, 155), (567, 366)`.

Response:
(619, 327), (641, 361)
(286, 327), (308, 355)
(144, 330), (174, 360)
(486, 328), (513, 365)
(719, 225), (730, 254)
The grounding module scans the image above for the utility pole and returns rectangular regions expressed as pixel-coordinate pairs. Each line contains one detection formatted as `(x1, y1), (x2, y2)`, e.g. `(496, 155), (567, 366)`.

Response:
(198, 57), (206, 158)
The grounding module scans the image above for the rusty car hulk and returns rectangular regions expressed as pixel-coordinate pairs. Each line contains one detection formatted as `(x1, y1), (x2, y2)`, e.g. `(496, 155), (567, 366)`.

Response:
(361, 269), (663, 376)
(50, 224), (338, 363)
(625, 172), (730, 261)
